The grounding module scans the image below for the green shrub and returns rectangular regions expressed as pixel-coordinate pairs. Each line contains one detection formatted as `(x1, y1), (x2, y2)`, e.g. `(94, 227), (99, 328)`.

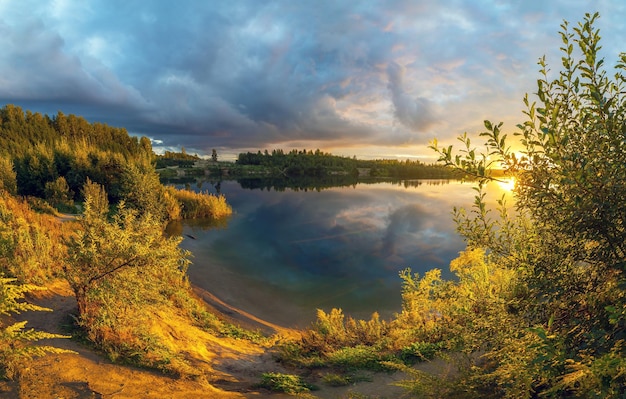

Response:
(321, 372), (352, 386)
(427, 12), (626, 398)
(0, 193), (69, 283)
(0, 277), (73, 379)
(277, 340), (326, 368)
(258, 372), (314, 394)
(302, 308), (388, 353)
(328, 345), (395, 371)
(400, 341), (444, 363)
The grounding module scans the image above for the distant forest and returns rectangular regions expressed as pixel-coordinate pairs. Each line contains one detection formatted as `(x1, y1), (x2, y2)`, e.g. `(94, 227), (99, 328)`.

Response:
(0, 103), (457, 207)
(234, 149), (458, 179)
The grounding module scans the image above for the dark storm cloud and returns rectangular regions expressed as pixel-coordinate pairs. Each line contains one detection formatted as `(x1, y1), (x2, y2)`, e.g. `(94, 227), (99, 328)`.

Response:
(387, 62), (438, 131)
(0, 1), (624, 156)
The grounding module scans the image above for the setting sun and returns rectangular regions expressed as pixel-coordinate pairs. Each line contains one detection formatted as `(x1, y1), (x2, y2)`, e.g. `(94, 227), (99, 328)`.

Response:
(496, 177), (516, 192)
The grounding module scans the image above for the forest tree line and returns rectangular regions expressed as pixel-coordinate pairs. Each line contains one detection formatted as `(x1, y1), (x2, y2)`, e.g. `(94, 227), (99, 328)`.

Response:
(235, 148), (458, 178)
(0, 104), (229, 221)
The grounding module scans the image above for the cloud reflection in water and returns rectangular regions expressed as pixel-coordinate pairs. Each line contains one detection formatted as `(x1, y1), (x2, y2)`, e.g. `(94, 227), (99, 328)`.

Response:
(183, 180), (478, 326)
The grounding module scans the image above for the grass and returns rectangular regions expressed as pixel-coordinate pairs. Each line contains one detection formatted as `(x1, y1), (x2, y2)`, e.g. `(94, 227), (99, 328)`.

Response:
(400, 341), (444, 363)
(258, 372), (316, 395)
(328, 345), (399, 371)
(165, 186), (232, 219)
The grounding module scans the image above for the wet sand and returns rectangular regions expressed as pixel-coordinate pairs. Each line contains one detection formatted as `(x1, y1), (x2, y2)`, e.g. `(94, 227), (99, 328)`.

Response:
(187, 258), (317, 331)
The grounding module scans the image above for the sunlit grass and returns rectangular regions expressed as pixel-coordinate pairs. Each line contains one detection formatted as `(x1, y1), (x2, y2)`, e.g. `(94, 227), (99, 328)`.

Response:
(165, 186), (232, 220)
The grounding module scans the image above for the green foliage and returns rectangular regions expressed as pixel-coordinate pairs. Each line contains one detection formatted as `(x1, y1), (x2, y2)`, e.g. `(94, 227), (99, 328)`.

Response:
(13, 144), (57, 197)
(390, 249), (517, 359)
(119, 162), (168, 221)
(400, 341), (444, 362)
(0, 106), (243, 379)
(0, 192), (69, 283)
(235, 148), (456, 179)
(258, 372), (315, 395)
(302, 308), (389, 353)
(81, 178), (109, 217)
(63, 181), (205, 375)
(63, 180), (247, 375)
(44, 176), (76, 212)
(173, 291), (265, 342)
(155, 149), (200, 166)
(282, 248), (535, 392)
(0, 156), (17, 195)
(0, 277), (73, 379)
(65, 181), (190, 316)
(320, 372), (353, 386)
(0, 104), (165, 209)
(427, 12), (626, 398)
(384, 361), (457, 399)
(327, 345), (395, 371)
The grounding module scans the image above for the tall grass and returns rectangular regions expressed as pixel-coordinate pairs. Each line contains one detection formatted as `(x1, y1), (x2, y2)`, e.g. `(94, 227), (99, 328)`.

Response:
(0, 192), (72, 283)
(165, 186), (232, 220)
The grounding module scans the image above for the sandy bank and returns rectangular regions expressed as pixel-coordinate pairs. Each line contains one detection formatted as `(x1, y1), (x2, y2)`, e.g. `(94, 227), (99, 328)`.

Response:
(186, 257), (317, 330)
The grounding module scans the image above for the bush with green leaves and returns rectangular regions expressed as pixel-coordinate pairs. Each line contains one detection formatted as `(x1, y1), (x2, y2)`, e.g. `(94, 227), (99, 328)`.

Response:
(64, 180), (199, 374)
(165, 186), (232, 220)
(258, 372), (315, 395)
(429, 12), (626, 398)
(0, 192), (69, 284)
(44, 176), (75, 213)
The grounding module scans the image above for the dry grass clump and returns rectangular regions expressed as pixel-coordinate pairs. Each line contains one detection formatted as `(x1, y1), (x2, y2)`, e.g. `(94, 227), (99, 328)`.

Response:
(165, 186), (232, 220)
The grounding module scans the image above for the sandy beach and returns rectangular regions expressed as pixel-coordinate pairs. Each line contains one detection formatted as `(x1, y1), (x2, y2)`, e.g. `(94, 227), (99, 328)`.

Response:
(186, 257), (318, 330)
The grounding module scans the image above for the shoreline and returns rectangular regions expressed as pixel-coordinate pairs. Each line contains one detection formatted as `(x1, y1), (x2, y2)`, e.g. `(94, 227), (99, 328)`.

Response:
(191, 284), (298, 337)
(184, 244), (320, 330)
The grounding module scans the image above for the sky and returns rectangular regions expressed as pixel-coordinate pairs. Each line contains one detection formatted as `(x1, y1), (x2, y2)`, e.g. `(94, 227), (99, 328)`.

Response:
(0, 1), (624, 161)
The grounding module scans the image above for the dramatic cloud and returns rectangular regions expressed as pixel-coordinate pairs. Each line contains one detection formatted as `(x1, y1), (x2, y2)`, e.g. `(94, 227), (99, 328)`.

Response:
(0, 1), (624, 158)
(387, 62), (438, 132)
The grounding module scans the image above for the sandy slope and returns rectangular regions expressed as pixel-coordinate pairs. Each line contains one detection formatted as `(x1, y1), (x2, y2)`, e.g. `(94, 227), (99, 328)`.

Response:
(0, 280), (293, 398)
(0, 280), (447, 398)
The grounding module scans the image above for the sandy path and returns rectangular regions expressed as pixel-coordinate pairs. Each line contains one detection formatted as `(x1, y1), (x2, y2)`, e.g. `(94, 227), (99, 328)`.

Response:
(1, 281), (276, 398)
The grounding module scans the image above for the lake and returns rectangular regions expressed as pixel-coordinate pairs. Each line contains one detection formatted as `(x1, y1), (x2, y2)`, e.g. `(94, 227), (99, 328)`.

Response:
(168, 178), (512, 328)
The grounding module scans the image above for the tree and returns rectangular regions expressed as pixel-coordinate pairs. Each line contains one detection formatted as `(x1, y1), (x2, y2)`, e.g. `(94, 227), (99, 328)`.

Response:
(119, 161), (167, 221)
(0, 157), (17, 195)
(429, 13), (626, 397)
(44, 176), (74, 212)
(211, 148), (218, 162)
(64, 181), (190, 317)
(14, 145), (57, 197)
(139, 136), (152, 155)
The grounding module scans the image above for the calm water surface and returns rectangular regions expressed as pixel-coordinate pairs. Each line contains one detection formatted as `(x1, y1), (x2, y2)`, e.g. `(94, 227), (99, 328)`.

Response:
(172, 179), (510, 328)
